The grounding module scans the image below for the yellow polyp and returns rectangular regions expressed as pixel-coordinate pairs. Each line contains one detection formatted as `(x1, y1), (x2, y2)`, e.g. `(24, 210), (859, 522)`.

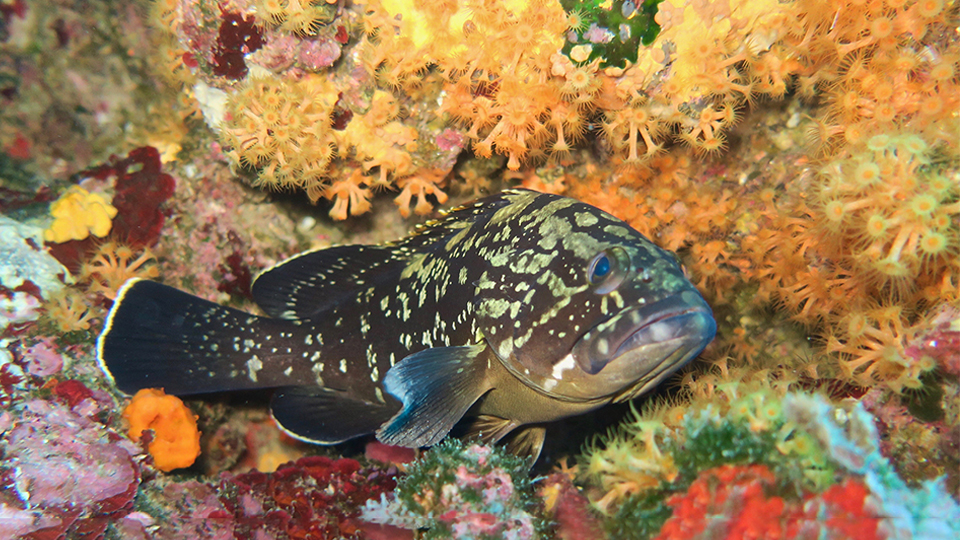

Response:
(43, 186), (119, 243)
(220, 75), (340, 194)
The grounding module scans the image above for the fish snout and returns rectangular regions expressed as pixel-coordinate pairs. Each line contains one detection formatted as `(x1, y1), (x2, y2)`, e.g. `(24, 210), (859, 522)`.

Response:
(561, 290), (716, 400)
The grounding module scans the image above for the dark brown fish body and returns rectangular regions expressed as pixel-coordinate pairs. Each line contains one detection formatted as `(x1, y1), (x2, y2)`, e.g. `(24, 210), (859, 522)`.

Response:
(98, 189), (715, 459)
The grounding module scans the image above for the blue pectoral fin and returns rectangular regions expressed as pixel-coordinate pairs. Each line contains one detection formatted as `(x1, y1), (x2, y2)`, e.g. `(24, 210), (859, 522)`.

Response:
(271, 386), (401, 445)
(376, 344), (493, 448)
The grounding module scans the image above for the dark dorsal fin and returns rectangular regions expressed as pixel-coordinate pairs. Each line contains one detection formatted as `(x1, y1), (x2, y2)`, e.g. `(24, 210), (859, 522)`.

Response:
(251, 245), (409, 320)
(252, 190), (526, 320)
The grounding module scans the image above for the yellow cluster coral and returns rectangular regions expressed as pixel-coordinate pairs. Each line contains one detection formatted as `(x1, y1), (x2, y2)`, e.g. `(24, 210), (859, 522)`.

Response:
(39, 242), (159, 335)
(361, 0), (576, 170)
(363, 0), (566, 83)
(42, 288), (97, 334)
(321, 167), (373, 221)
(762, 133), (957, 390)
(325, 89), (425, 217)
(356, 0), (798, 169)
(43, 186), (118, 244)
(160, 0), (957, 228)
(794, 0), (957, 155)
(393, 168), (449, 217)
(221, 72), (440, 218)
(586, 417), (677, 512)
(221, 75), (340, 194)
(123, 388), (202, 472)
(80, 242), (160, 300)
(253, 0), (335, 35)
(813, 134), (957, 297)
(563, 0), (958, 394)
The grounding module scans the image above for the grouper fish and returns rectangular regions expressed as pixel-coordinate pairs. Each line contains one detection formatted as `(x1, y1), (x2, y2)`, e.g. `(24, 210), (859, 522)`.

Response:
(97, 189), (716, 460)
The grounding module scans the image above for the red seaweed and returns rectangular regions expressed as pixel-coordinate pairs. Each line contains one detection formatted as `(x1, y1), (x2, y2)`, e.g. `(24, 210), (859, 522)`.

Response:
(216, 231), (254, 301)
(219, 455), (397, 539)
(105, 146), (176, 247)
(53, 379), (94, 408)
(213, 12), (264, 79)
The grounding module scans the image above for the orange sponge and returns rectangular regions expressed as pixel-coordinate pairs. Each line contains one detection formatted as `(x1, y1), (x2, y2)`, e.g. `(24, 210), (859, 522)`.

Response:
(122, 388), (201, 472)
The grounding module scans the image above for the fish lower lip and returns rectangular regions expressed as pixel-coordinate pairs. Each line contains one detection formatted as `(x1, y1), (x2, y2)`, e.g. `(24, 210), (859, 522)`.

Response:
(613, 306), (715, 360)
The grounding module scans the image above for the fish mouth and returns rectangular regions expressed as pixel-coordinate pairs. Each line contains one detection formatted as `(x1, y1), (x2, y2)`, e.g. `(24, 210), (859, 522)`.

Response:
(557, 290), (716, 400)
(612, 301), (715, 373)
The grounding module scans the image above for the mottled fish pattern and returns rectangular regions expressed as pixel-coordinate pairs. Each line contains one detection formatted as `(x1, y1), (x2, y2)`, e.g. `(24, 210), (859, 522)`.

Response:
(98, 189), (716, 460)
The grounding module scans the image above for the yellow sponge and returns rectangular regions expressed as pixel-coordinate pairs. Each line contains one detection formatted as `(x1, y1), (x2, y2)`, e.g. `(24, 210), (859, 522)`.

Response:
(44, 186), (118, 243)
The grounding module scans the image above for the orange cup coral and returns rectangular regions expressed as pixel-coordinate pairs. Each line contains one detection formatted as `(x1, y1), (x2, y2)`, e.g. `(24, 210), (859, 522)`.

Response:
(122, 388), (201, 472)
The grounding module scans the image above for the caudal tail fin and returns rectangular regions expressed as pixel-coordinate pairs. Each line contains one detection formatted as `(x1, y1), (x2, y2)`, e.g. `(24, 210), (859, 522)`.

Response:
(97, 278), (277, 395)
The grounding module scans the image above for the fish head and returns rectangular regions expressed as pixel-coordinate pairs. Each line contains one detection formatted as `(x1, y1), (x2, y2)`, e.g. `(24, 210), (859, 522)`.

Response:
(475, 194), (716, 402)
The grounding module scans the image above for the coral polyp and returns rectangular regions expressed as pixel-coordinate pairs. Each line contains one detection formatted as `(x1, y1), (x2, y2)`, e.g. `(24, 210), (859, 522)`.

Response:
(221, 75), (339, 194)
(811, 133), (959, 296)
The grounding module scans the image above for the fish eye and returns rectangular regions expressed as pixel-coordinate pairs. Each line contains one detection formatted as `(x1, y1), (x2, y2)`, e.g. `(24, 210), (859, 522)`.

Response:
(592, 254), (611, 278)
(587, 247), (630, 293)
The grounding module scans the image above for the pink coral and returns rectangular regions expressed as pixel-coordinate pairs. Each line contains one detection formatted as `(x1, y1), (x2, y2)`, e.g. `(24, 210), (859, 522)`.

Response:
(297, 38), (341, 70)
(539, 472), (605, 540)
(902, 305), (960, 376)
(21, 338), (63, 377)
(0, 398), (140, 539)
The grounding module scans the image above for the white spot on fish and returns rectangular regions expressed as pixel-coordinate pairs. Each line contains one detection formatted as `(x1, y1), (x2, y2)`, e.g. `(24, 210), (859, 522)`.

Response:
(552, 354), (576, 380)
(311, 361), (324, 386)
(247, 355), (262, 383)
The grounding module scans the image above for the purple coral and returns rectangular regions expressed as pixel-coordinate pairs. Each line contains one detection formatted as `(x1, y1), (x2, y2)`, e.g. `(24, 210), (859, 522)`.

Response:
(297, 38), (341, 71)
(904, 305), (960, 376)
(0, 398), (140, 538)
(20, 338), (63, 377)
(583, 23), (614, 44)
